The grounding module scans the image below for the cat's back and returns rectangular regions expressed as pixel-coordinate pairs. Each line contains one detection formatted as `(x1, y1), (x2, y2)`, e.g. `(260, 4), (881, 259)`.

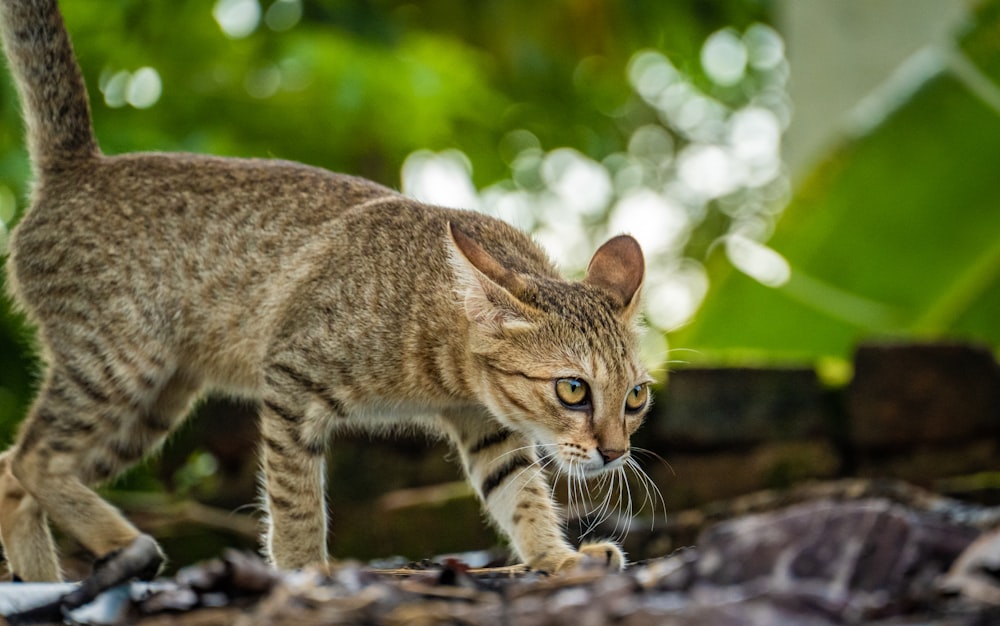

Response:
(8, 152), (397, 298)
(13, 152), (396, 246)
(5, 151), (406, 390)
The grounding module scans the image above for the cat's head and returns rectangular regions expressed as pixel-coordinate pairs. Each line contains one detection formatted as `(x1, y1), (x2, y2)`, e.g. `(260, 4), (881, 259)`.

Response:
(448, 223), (652, 477)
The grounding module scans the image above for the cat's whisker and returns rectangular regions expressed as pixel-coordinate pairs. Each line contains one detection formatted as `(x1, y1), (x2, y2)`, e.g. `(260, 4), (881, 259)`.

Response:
(631, 446), (676, 477)
(567, 464), (580, 523)
(594, 468), (612, 492)
(568, 468), (580, 528)
(629, 466), (664, 535)
(595, 472), (618, 541)
(497, 451), (557, 504)
(591, 483), (616, 537)
(608, 473), (628, 542)
(568, 462), (588, 530)
(515, 453), (562, 503)
(619, 466), (637, 543)
(575, 456), (663, 543)
(581, 467), (617, 538)
(563, 462), (587, 537)
(608, 469), (629, 541)
(666, 347), (703, 357)
(489, 442), (556, 465)
(622, 457), (651, 517)
(232, 502), (258, 516)
(638, 460), (663, 516)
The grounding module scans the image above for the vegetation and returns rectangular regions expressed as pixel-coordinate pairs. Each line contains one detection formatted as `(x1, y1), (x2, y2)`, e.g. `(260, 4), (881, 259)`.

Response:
(678, 0), (1000, 365)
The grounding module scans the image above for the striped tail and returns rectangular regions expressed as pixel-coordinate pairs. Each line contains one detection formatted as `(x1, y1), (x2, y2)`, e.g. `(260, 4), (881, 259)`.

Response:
(0, 0), (99, 172)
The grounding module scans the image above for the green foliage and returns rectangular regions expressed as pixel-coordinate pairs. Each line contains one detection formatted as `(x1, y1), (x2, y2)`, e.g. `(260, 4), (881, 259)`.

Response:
(675, 1), (1000, 363)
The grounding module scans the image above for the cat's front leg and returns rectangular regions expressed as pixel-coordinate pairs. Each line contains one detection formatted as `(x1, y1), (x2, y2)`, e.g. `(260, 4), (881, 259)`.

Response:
(497, 467), (626, 573)
(258, 395), (329, 570)
(440, 411), (625, 573)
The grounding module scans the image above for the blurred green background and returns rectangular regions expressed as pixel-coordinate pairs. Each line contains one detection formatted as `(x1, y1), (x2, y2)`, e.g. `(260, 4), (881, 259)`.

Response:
(0, 0), (998, 568)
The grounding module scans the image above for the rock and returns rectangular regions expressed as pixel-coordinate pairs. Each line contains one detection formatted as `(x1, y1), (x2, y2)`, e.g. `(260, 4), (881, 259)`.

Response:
(4, 481), (999, 625)
(693, 498), (979, 622)
(940, 526), (1000, 605)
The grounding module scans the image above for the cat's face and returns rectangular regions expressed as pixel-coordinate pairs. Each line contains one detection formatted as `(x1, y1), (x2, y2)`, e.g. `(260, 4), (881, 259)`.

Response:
(473, 308), (652, 476)
(448, 225), (651, 476)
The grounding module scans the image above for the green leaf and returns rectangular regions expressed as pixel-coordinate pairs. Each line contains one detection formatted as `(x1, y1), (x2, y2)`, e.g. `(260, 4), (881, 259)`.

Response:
(675, 5), (1000, 363)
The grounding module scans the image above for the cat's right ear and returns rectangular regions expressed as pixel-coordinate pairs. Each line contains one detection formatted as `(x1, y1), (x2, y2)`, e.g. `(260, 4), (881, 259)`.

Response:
(585, 234), (644, 318)
(446, 223), (538, 332)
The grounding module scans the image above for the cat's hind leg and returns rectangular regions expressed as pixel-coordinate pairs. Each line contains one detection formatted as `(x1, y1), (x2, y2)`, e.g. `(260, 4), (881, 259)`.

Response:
(0, 449), (60, 581)
(10, 362), (199, 606)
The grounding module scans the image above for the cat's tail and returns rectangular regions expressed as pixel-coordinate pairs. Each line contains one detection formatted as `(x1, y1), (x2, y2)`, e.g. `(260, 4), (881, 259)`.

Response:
(0, 0), (99, 172)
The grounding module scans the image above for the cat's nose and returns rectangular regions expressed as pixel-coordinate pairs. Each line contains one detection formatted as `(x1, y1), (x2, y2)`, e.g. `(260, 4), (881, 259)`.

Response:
(598, 447), (626, 464)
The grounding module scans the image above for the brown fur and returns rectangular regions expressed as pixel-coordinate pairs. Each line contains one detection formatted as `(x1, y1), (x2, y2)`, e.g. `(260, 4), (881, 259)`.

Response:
(0, 0), (652, 581)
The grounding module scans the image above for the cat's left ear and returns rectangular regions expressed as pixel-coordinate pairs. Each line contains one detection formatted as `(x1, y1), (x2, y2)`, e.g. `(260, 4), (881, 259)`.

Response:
(446, 223), (538, 332)
(584, 234), (644, 318)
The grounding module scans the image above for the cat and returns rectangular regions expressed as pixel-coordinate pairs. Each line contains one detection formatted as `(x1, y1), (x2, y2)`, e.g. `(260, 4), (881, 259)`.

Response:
(0, 0), (652, 603)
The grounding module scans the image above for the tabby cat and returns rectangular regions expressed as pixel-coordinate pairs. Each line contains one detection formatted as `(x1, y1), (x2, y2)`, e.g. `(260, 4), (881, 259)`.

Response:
(0, 0), (652, 601)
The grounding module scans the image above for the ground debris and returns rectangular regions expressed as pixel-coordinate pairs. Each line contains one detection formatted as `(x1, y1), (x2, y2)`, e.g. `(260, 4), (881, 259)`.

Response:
(1, 550), (276, 626)
(940, 525), (1000, 606)
(4, 482), (1000, 625)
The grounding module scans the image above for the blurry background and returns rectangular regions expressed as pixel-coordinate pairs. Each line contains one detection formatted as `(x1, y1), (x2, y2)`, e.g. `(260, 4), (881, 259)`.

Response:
(0, 0), (998, 572)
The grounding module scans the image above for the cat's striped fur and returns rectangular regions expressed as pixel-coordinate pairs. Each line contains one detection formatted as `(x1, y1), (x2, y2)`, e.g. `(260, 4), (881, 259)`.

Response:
(0, 0), (652, 588)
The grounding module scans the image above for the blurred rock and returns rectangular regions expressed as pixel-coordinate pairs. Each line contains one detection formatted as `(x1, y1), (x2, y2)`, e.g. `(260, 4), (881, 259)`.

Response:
(5, 482), (1000, 626)
(694, 498), (978, 622)
(940, 526), (1000, 606)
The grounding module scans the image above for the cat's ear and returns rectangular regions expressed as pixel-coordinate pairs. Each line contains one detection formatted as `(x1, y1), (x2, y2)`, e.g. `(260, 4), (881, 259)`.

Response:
(585, 234), (644, 317)
(447, 223), (538, 332)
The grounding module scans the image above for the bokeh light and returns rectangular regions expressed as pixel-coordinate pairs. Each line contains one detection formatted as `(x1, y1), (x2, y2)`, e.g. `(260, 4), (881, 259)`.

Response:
(701, 28), (748, 87)
(540, 149), (613, 219)
(264, 0), (302, 32)
(213, 0), (261, 39)
(725, 234), (790, 288)
(100, 67), (163, 109)
(125, 67), (163, 109)
(401, 150), (480, 211)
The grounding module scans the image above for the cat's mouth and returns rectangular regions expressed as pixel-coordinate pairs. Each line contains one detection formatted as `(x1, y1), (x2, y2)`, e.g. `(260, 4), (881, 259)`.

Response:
(542, 441), (626, 477)
(582, 454), (627, 477)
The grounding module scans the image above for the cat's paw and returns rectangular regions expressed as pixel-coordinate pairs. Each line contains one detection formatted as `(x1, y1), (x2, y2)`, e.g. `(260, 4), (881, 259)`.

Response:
(531, 541), (626, 574)
(577, 541), (626, 571)
(60, 534), (165, 611)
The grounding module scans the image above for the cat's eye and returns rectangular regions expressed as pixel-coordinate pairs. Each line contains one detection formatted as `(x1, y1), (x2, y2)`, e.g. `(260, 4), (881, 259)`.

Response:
(555, 378), (589, 408)
(625, 384), (648, 412)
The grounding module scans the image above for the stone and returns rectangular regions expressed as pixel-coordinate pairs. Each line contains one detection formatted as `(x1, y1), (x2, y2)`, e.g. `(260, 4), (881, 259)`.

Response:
(940, 526), (1000, 605)
(693, 497), (980, 621)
